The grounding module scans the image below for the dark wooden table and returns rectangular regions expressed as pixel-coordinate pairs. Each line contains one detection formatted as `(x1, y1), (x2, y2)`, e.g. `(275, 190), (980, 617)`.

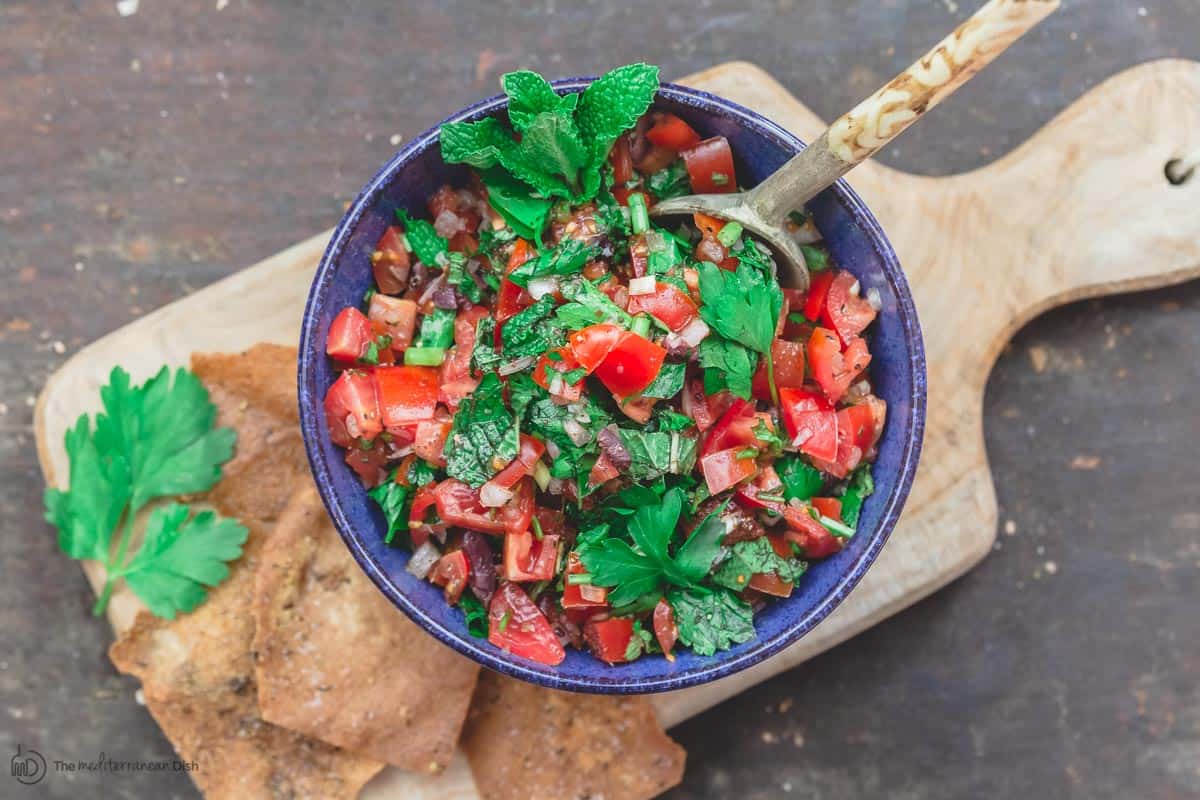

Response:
(3, 2), (1197, 798)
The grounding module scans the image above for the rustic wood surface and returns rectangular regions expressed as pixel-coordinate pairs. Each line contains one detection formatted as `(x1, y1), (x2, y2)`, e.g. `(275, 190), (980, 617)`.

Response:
(4, 2), (1199, 799)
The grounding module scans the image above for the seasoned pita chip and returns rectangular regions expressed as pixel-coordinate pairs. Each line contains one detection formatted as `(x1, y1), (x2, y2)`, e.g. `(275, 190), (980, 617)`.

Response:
(191, 345), (312, 528)
(109, 345), (384, 799)
(460, 671), (686, 800)
(253, 484), (479, 773)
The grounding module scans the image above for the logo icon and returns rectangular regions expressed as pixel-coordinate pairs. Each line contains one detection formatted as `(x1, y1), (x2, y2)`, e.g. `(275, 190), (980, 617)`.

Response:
(11, 745), (46, 785)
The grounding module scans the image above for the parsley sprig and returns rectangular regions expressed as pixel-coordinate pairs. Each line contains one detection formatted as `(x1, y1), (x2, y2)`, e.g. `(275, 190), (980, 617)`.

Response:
(696, 257), (784, 403)
(579, 488), (725, 606)
(43, 366), (246, 619)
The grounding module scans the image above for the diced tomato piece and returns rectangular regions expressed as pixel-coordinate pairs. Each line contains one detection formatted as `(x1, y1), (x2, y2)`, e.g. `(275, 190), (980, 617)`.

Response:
(344, 442), (389, 486)
(532, 346), (584, 401)
(433, 479), (506, 535)
(412, 418), (452, 467)
(616, 394), (657, 426)
(652, 598), (679, 659)
(408, 483), (440, 547)
(749, 532), (799, 597)
(809, 328), (871, 403)
(804, 270), (834, 322)
(751, 338), (806, 401)
(626, 281), (699, 331)
(448, 231), (478, 254)
(367, 294), (418, 351)
(374, 365), (439, 426)
(682, 379), (716, 431)
(811, 497), (843, 521)
(487, 435), (547, 492)
(455, 305), (489, 350)
(324, 370), (382, 447)
(568, 324), (626, 372)
(701, 447), (760, 495)
(693, 213), (725, 239)
(591, 331), (666, 398)
(778, 387), (839, 462)
(749, 571), (794, 597)
(372, 226), (411, 294)
(584, 617), (635, 665)
(562, 552), (609, 610)
(503, 529), (560, 583)
(588, 450), (621, 488)
(326, 307), (374, 363)
(646, 113), (701, 151)
(783, 506), (843, 559)
(610, 133), (635, 185)
(498, 477), (536, 537)
(735, 465), (786, 514)
(822, 271), (877, 345)
(634, 143), (677, 174)
(438, 349), (478, 412)
(488, 583), (565, 666)
(496, 240), (535, 322)
(682, 136), (737, 194)
(429, 550), (470, 604)
(700, 397), (754, 456)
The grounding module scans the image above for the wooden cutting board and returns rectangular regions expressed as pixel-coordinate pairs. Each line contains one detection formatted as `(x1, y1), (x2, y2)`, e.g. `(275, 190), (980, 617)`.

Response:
(35, 59), (1200, 798)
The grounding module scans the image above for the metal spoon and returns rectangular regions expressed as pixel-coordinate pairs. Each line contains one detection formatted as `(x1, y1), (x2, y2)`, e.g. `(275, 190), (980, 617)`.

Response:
(651, 0), (1060, 290)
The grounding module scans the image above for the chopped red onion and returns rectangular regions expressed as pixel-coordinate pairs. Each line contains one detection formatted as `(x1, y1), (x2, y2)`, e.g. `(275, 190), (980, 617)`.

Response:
(433, 209), (465, 238)
(866, 287), (882, 311)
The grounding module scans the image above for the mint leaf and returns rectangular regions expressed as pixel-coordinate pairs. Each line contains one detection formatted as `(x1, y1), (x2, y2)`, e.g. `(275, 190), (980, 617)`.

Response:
(615, 429), (697, 481)
(501, 110), (589, 198)
(499, 295), (566, 361)
(698, 258), (783, 399)
(440, 117), (510, 169)
(470, 316), (504, 374)
(556, 276), (634, 329)
(508, 238), (597, 288)
(576, 63), (660, 164)
(639, 361), (686, 400)
(712, 537), (806, 593)
(698, 336), (756, 400)
(396, 209), (449, 266)
(668, 587), (756, 656)
(481, 168), (552, 242)
(503, 70), (573, 131)
(118, 504), (248, 619)
(655, 409), (695, 433)
(445, 373), (519, 487)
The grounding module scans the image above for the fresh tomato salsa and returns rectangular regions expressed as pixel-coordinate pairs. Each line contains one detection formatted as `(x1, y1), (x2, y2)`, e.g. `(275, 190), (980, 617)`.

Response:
(323, 64), (885, 667)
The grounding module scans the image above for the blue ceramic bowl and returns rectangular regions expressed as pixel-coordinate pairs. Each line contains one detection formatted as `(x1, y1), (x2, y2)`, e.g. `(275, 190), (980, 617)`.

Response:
(298, 78), (926, 694)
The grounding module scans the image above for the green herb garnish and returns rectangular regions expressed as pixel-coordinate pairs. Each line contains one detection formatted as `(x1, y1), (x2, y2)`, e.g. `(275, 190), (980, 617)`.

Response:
(43, 366), (245, 619)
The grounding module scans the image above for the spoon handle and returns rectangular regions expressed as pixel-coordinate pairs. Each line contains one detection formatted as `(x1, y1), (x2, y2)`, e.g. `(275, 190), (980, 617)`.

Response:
(748, 0), (1059, 226)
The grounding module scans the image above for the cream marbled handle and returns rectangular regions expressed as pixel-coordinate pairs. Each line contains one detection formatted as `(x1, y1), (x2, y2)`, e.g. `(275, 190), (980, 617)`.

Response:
(748, 0), (1059, 225)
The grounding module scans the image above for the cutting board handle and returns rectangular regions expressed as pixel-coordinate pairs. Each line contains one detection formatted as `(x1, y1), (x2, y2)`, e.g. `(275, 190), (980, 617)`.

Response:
(964, 58), (1200, 331)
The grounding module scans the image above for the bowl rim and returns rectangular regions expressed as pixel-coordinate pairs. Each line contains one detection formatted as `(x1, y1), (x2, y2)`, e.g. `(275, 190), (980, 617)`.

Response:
(298, 76), (927, 694)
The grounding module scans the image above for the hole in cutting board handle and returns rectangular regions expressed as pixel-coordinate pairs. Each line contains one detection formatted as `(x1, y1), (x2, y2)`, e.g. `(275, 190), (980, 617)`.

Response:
(1164, 155), (1197, 186)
